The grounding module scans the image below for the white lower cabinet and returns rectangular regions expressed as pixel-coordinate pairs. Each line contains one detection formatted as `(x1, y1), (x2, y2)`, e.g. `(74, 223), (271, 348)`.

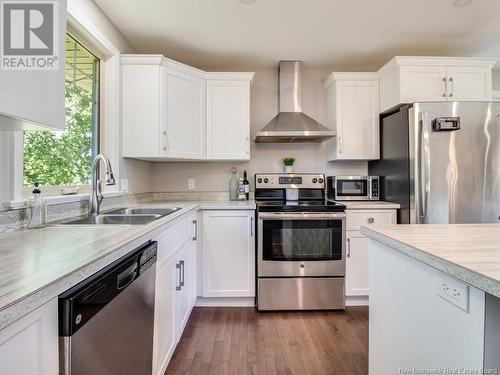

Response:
(202, 210), (255, 298)
(153, 253), (179, 375)
(0, 299), (58, 375)
(346, 231), (370, 296)
(345, 209), (397, 302)
(153, 212), (197, 375)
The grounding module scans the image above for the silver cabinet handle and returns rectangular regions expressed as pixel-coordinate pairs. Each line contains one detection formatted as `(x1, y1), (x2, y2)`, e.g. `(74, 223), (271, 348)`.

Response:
(250, 217), (254, 236)
(338, 136), (343, 154)
(180, 260), (185, 287)
(347, 238), (351, 258)
(192, 219), (197, 241)
(448, 77), (454, 98)
(162, 130), (168, 153)
(176, 263), (181, 290)
(442, 77), (447, 97)
(368, 217), (375, 224)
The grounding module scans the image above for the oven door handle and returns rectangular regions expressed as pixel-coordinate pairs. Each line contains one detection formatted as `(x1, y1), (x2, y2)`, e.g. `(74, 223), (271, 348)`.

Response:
(258, 212), (346, 220)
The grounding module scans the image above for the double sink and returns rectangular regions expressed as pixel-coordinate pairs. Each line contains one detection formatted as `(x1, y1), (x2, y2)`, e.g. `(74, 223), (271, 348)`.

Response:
(60, 207), (182, 225)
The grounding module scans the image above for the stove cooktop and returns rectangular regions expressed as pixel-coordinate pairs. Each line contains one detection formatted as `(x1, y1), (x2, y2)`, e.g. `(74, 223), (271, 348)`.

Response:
(255, 200), (346, 212)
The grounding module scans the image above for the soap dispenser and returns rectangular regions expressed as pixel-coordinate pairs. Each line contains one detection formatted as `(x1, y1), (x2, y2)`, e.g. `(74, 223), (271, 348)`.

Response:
(28, 183), (47, 229)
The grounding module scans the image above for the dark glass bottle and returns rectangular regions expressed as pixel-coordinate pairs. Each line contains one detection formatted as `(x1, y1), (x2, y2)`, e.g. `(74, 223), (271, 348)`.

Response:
(243, 170), (250, 201)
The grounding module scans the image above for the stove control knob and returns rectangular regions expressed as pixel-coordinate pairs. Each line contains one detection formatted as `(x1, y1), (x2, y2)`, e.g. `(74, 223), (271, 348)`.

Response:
(257, 178), (262, 183)
(318, 178), (324, 183)
(263, 178), (269, 183)
(312, 178), (318, 183)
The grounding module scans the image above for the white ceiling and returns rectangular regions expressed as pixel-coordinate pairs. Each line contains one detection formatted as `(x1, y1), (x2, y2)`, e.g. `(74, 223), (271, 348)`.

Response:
(95, 0), (500, 70)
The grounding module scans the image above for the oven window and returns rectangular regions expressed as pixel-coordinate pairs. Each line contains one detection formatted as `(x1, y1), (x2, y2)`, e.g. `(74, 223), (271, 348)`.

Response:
(337, 180), (367, 196)
(262, 220), (343, 261)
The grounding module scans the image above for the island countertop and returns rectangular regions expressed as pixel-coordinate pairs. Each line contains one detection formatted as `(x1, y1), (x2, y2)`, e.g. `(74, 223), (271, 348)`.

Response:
(361, 224), (500, 298)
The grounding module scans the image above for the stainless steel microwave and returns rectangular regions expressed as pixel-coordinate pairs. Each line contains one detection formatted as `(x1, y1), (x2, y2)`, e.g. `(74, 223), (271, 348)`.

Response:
(327, 176), (380, 201)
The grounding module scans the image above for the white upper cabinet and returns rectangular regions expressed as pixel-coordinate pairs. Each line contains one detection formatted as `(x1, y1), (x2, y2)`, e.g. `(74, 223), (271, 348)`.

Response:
(163, 68), (206, 159)
(0, 2), (66, 131)
(379, 57), (495, 112)
(324, 73), (380, 161)
(206, 77), (252, 160)
(122, 55), (206, 160)
(121, 55), (253, 161)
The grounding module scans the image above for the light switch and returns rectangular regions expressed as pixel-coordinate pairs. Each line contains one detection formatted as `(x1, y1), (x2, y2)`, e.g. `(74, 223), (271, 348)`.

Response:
(188, 178), (195, 190)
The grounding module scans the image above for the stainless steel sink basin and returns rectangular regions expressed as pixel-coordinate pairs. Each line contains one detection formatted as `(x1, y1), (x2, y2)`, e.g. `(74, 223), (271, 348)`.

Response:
(62, 214), (162, 225)
(105, 207), (181, 216)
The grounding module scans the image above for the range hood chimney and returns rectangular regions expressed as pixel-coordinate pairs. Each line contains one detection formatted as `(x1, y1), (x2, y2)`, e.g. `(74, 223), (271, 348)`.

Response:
(255, 61), (335, 143)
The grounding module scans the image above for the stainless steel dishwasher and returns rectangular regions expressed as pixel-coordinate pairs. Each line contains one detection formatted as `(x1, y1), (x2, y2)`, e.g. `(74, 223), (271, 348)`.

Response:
(59, 241), (157, 375)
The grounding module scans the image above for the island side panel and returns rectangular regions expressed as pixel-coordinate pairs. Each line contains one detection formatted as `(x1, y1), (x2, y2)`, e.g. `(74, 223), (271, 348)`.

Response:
(368, 239), (485, 374)
(485, 293), (500, 369)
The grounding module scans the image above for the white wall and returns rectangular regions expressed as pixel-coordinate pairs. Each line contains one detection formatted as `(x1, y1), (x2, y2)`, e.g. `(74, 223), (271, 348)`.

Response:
(69, 0), (152, 194)
(152, 66), (366, 192)
(493, 69), (500, 90)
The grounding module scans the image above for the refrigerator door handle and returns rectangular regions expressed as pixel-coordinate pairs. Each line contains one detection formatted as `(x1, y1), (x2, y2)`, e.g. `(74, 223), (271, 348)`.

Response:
(418, 111), (431, 223)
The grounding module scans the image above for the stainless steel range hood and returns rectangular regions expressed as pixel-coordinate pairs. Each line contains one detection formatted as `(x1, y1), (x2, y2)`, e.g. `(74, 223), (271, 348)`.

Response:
(255, 61), (335, 143)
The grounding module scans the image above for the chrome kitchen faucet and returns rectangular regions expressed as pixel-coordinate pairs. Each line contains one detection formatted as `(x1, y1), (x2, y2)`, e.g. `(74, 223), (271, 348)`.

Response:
(89, 154), (116, 215)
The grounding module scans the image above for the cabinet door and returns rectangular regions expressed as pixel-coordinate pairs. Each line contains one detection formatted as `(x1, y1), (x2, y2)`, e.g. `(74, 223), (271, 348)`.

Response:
(346, 231), (370, 296)
(177, 242), (193, 338)
(446, 66), (492, 101)
(153, 254), (180, 375)
(202, 210), (255, 297)
(335, 80), (380, 160)
(164, 68), (206, 159)
(0, 299), (58, 375)
(206, 80), (250, 160)
(122, 64), (162, 158)
(400, 66), (447, 103)
(0, 4), (66, 131)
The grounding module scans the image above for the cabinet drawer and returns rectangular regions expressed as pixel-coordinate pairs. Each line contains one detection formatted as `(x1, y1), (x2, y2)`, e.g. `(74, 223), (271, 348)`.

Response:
(346, 210), (395, 231)
(155, 217), (192, 265)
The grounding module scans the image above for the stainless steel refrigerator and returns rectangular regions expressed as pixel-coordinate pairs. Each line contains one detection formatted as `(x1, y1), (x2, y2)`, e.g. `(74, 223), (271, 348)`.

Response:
(369, 102), (500, 224)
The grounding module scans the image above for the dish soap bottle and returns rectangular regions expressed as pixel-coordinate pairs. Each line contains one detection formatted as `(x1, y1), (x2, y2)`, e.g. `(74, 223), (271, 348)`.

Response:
(229, 167), (238, 201)
(29, 183), (47, 229)
(243, 170), (250, 201)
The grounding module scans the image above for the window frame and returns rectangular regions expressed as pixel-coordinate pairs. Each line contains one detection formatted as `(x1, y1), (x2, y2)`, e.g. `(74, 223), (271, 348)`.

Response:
(11, 7), (123, 202)
(22, 32), (102, 197)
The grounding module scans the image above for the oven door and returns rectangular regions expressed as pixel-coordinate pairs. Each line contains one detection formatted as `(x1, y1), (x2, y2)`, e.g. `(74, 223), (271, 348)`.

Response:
(335, 177), (369, 200)
(258, 212), (346, 277)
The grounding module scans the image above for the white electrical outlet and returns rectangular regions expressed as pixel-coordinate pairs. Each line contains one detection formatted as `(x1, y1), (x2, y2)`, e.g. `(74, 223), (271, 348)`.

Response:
(437, 274), (469, 312)
(188, 178), (195, 190)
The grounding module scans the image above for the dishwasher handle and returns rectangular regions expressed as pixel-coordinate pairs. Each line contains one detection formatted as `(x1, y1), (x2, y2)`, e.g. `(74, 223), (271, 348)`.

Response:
(117, 262), (138, 290)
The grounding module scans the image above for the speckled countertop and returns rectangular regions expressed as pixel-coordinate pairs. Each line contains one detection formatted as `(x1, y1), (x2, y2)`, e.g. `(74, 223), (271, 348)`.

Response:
(361, 224), (500, 298)
(0, 200), (255, 330)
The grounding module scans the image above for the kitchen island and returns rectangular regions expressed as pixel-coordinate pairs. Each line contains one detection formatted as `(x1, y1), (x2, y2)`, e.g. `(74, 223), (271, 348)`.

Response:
(361, 224), (500, 375)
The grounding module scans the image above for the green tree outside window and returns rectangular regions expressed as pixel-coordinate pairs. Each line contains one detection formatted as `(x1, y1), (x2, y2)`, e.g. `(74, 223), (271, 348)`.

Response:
(23, 34), (99, 187)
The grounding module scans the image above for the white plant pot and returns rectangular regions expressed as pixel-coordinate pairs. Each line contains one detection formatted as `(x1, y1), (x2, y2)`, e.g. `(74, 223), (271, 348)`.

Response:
(285, 165), (293, 173)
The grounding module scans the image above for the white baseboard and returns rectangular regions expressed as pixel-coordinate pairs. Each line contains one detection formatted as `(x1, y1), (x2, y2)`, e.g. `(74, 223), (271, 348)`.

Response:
(346, 295), (369, 306)
(195, 296), (255, 307)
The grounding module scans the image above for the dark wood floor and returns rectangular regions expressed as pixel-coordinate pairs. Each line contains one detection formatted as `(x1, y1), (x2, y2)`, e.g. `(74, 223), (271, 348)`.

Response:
(166, 306), (368, 375)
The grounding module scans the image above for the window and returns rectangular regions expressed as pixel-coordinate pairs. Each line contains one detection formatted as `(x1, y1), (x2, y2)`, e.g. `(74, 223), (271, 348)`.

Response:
(23, 34), (100, 188)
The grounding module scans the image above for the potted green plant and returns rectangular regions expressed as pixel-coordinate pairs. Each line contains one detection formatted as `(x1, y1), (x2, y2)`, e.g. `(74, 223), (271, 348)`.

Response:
(283, 157), (295, 173)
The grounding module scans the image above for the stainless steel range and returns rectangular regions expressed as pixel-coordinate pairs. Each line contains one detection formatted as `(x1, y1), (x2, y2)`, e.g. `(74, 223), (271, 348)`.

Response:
(255, 173), (346, 311)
